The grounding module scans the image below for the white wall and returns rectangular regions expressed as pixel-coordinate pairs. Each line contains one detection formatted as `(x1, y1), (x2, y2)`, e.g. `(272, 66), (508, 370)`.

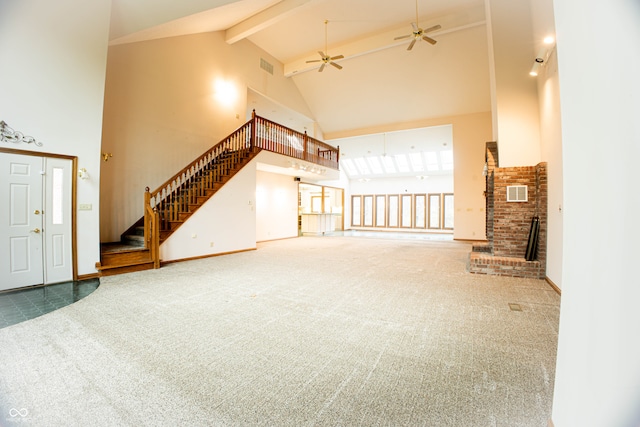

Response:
(256, 170), (299, 242)
(486, 0), (542, 167)
(530, 0), (562, 290)
(552, 1), (640, 426)
(101, 30), (313, 242)
(536, 47), (563, 288)
(349, 175), (452, 196)
(160, 158), (257, 261)
(0, 0), (111, 277)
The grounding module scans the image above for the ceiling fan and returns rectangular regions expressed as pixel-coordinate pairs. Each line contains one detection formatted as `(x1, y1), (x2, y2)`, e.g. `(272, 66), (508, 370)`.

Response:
(394, 0), (441, 50)
(306, 20), (344, 72)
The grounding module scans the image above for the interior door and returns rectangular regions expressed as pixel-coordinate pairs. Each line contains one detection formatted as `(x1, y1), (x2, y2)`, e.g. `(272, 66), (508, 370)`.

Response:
(0, 152), (73, 291)
(0, 153), (44, 290)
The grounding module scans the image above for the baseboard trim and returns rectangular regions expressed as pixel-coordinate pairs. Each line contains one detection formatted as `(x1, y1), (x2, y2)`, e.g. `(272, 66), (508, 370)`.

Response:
(160, 247), (257, 266)
(256, 236), (298, 244)
(545, 277), (561, 295)
(77, 272), (101, 281)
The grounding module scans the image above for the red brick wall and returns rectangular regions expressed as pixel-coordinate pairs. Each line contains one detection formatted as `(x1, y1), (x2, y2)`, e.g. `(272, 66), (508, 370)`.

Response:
(471, 142), (547, 279)
(493, 166), (538, 257)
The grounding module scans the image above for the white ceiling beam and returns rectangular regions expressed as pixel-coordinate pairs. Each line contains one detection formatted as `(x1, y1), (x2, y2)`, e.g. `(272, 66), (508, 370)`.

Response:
(225, 0), (317, 44)
(284, 5), (486, 76)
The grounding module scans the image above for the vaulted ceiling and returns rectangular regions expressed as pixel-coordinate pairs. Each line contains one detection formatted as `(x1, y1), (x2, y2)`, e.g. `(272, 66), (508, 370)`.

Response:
(109, 0), (495, 133)
(107, 0), (553, 177)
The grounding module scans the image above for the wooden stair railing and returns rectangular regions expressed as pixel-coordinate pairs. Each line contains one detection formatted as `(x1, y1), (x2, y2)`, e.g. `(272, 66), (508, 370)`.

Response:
(138, 110), (339, 268)
(252, 114), (340, 169)
(144, 192), (160, 269)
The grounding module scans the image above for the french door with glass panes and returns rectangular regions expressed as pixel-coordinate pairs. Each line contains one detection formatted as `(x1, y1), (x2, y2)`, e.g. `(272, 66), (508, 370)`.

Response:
(0, 152), (73, 291)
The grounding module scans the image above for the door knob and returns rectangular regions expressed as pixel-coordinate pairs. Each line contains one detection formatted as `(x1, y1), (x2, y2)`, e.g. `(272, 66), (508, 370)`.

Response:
(34, 210), (41, 215)
(30, 228), (41, 233)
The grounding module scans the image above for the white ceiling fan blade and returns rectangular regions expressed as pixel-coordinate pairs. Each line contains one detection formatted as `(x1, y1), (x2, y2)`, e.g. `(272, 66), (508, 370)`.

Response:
(422, 36), (437, 45)
(407, 39), (417, 51)
(330, 55), (344, 60)
(306, 59), (322, 63)
(330, 61), (343, 70)
(423, 24), (442, 34)
(318, 63), (326, 72)
(411, 22), (418, 32)
(394, 34), (411, 40)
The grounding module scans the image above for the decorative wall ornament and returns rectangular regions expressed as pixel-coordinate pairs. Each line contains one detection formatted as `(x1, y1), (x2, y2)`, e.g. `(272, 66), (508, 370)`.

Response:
(0, 121), (43, 147)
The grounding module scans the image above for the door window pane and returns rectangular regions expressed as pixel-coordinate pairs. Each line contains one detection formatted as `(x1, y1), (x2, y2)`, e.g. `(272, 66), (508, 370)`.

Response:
(414, 194), (426, 228)
(388, 195), (399, 227)
(443, 193), (454, 229)
(352, 196), (361, 226)
(401, 195), (412, 227)
(429, 194), (441, 229)
(375, 195), (386, 227)
(363, 195), (373, 226)
(52, 167), (64, 225)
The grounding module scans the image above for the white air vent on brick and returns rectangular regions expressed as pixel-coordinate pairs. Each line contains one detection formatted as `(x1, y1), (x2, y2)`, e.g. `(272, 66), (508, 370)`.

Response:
(507, 185), (528, 202)
(260, 58), (274, 75)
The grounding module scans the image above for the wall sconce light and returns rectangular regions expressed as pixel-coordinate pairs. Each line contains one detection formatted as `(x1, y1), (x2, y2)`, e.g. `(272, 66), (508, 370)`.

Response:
(102, 152), (112, 162)
(78, 168), (89, 180)
(529, 59), (543, 76)
(529, 36), (555, 77)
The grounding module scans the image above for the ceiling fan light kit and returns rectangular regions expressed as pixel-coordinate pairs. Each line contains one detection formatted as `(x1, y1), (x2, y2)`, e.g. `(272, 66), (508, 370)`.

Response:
(306, 20), (345, 72)
(394, 0), (441, 50)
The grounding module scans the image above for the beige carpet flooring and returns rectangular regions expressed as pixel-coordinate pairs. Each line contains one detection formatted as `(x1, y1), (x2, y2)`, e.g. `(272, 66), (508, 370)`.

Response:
(0, 236), (560, 426)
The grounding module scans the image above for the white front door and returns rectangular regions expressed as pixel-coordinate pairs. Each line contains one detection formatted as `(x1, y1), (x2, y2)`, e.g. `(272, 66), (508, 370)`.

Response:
(0, 152), (73, 291)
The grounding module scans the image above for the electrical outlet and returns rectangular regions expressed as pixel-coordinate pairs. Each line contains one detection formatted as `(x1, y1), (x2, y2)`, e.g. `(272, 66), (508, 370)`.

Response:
(79, 204), (92, 211)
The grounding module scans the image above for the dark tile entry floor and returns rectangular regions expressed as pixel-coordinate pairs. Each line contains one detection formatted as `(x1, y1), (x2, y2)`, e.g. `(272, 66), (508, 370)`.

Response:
(0, 279), (99, 329)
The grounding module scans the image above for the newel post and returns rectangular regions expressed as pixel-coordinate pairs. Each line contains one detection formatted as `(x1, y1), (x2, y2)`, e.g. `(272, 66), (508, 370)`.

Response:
(304, 131), (309, 161)
(250, 109), (257, 150)
(144, 187), (151, 249)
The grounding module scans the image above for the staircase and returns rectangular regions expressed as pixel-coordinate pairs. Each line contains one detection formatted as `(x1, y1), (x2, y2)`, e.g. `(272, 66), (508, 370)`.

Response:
(97, 111), (340, 276)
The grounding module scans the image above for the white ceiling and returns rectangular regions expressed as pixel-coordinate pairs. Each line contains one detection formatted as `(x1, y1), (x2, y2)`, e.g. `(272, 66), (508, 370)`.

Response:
(108, 0), (552, 178)
(108, 0), (494, 135)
